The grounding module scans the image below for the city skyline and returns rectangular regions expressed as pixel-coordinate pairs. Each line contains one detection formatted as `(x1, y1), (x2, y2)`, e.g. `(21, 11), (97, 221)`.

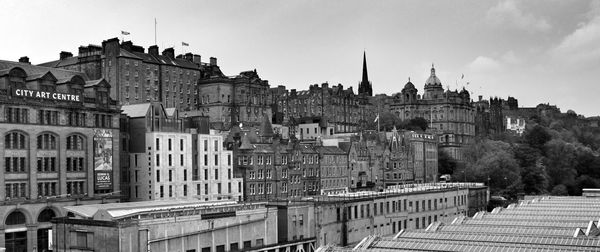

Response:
(1, 0), (599, 116)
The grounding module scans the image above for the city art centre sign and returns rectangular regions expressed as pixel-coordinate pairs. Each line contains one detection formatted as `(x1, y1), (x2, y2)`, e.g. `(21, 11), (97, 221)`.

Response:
(13, 89), (81, 102)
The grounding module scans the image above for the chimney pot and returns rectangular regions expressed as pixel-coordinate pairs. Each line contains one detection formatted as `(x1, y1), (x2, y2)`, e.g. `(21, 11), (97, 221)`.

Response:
(210, 57), (217, 66)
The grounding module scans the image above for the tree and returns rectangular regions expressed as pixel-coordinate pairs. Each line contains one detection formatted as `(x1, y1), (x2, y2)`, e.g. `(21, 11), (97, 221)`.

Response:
(550, 184), (568, 195)
(524, 125), (551, 151)
(438, 150), (457, 175)
(405, 117), (428, 131)
(520, 164), (549, 195)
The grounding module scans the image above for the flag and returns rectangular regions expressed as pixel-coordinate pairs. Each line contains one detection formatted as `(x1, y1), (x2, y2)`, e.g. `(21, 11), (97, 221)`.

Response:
(121, 31), (130, 35)
(182, 42), (189, 46)
(461, 74), (464, 79)
(374, 114), (379, 123)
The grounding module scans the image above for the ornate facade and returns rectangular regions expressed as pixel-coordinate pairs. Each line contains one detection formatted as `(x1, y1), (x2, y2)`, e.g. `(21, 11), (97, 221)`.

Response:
(0, 59), (121, 251)
(197, 70), (272, 130)
(40, 38), (224, 111)
(390, 65), (475, 161)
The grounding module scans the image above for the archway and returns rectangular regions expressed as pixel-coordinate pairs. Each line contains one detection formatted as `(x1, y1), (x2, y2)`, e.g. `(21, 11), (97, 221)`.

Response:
(5, 210), (28, 252)
(37, 208), (57, 252)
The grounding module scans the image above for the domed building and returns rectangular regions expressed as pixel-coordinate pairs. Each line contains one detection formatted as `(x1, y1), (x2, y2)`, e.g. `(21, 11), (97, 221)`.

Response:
(390, 65), (475, 162)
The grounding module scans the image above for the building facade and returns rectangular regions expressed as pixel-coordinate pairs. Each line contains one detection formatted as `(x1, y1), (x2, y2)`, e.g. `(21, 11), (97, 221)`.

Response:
(121, 102), (242, 202)
(40, 38), (225, 111)
(313, 183), (483, 247)
(0, 59), (121, 252)
(197, 69), (273, 130)
(390, 66), (475, 161)
(408, 132), (438, 183)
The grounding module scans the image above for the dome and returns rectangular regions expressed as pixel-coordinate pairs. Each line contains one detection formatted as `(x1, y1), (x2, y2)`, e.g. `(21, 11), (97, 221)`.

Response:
(425, 65), (442, 86)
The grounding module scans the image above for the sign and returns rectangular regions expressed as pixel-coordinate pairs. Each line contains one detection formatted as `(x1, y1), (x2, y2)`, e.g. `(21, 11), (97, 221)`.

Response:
(12, 88), (81, 102)
(94, 129), (113, 190)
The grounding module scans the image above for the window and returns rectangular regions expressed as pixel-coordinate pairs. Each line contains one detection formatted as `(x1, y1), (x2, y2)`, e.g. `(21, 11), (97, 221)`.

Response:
(214, 140), (218, 151)
(66, 135), (84, 150)
(5, 107), (29, 123)
(37, 134), (57, 150)
(156, 170), (161, 182)
(214, 154), (218, 165)
(66, 181), (85, 195)
(215, 169), (218, 180)
(227, 155), (231, 166)
(156, 138), (160, 150)
(38, 110), (58, 125)
(37, 157), (56, 172)
(5, 132), (27, 149)
(168, 139), (172, 151)
(180, 139), (184, 151)
(37, 182), (57, 196)
(169, 170), (173, 182)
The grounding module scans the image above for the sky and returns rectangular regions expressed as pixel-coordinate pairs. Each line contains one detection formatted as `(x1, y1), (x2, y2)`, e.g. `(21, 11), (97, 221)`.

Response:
(1, 0), (599, 116)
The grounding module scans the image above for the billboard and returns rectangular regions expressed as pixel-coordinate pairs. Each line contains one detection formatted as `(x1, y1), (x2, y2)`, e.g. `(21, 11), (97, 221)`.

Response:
(93, 129), (113, 190)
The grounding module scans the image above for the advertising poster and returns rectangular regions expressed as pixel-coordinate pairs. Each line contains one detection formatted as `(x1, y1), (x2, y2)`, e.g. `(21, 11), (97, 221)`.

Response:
(94, 129), (113, 190)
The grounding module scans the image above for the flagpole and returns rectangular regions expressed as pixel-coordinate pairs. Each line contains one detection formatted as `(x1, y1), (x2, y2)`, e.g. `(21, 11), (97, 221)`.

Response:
(154, 18), (157, 45)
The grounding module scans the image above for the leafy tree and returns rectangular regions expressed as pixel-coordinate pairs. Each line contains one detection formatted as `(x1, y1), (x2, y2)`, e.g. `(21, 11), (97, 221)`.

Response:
(405, 117), (429, 131)
(520, 164), (549, 195)
(524, 125), (551, 151)
(438, 150), (457, 175)
(550, 184), (568, 195)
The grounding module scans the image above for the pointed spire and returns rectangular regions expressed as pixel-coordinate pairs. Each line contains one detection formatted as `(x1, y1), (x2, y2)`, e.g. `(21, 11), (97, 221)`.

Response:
(362, 51), (369, 84)
(358, 51), (373, 96)
(431, 63), (436, 76)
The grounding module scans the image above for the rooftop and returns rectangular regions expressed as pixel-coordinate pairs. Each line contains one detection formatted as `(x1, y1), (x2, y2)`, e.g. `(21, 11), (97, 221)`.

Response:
(318, 195), (600, 252)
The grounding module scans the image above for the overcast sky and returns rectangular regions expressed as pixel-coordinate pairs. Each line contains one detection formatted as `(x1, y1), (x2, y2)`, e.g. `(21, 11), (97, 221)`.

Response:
(1, 0), (599, 116)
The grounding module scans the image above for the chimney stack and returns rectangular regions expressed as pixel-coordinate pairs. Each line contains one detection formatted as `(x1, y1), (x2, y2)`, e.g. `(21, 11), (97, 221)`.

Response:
(148, 45), (159, 56)
(162, 48), (175, 59)
(60, 51), (73, 60)
(209, 57), (217, 66)
(185, 53), (193, 62)
(18, 56), (30, 64)
(193, 54), (201, 64)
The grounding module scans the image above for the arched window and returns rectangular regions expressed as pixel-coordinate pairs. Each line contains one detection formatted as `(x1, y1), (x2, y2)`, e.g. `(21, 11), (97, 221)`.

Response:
(5, 131), (27, 149)
(66, 135), (85, 150)
(37, 208), (56, 223)
(37, 133), (57, 150)
(5, 210), (26, 225)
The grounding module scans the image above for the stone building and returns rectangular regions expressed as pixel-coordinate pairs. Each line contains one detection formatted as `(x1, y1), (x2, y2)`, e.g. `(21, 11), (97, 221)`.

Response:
(121, 102), (242, 202)
(382, 127), (414, 186)
(270, 53), (375, 134)
(40, 38), (224, 111)
(313, 183), (487, 247)
(407, 131), (438, 183)
(390, 65), (475, 161)
(0, 59), (121, 251)
(315, 145), (348, 195)
(197, 69), (273, 130)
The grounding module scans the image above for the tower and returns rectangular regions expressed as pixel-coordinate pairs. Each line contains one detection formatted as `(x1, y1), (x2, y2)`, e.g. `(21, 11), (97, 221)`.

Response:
(358, 51), (373, 96)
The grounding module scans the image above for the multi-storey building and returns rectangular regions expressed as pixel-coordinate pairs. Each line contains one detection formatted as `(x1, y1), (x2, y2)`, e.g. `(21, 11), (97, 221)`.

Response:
(197, 69), (273, 130)
(121, 102), (242, 202)
(390, 65), (475, 161)
(40, 38), (224, 111)
(271, 53), (375, 134)
(408, 131), (438, 183)
(315, 145), (348, 195)
(0, 59), (121, 251)
(313, 183), (487, 247)
(382, 127), (414, 186)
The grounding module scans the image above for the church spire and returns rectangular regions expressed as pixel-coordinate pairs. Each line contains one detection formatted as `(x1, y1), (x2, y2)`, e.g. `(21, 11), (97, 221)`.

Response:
(362, 51), (369, 84)
(359, 51), (373, 96)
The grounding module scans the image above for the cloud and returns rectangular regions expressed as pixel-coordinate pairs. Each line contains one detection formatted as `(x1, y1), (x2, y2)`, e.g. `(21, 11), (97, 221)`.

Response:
(551, 3), (600, 65)
(486, 0), (552, 32)
(467, 56), (502, 72)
